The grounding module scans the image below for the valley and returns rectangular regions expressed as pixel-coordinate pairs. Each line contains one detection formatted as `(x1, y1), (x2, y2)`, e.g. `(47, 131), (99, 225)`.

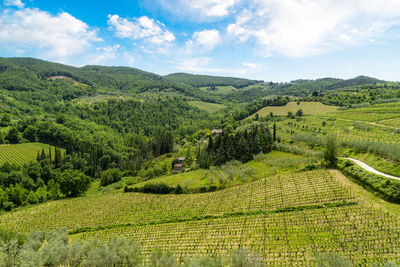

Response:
(0, 57), (400, 265)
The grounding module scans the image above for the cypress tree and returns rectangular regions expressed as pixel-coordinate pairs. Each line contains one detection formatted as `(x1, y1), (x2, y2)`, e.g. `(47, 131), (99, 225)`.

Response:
(40, 148), (46, 161)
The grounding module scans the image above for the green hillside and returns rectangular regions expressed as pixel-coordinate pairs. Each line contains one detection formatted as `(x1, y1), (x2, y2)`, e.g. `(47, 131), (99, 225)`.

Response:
(0, 57), (215, 102)
(164, 72), (261, 88)
(249, 102), (338, 118)
(0, 143), (62, 165)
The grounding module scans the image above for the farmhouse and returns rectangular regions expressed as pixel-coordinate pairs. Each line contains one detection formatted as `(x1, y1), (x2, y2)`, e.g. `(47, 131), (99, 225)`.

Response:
(211, 129), (223, 134)
(172, 157), (186, 174)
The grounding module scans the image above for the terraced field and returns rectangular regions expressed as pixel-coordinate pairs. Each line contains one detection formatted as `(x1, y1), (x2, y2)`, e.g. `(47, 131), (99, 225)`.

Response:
(0, 143), (59, 165)
(1, 169), (399, 265)
(276, 102), (400, 144)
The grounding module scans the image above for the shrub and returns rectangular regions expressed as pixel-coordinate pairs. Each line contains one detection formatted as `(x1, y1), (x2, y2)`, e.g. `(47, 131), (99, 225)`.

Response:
(338, 159), (400, 203)
(324, 135), (337, 167)
(56, 170), (91, 197)
(100, 168), (124, 186)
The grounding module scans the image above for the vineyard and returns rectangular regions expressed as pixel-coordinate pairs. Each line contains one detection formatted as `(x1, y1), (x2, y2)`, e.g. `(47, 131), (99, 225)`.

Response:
(275, 102), (400, 145)
(1, 169), (399, 265)
(0, 143), (59, 165)
(250, 102), (338, 118)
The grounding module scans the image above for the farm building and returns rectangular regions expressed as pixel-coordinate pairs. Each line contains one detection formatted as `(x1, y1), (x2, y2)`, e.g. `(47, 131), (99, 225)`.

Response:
(172, 157), (186, 174)
(211, 129), (223, 134)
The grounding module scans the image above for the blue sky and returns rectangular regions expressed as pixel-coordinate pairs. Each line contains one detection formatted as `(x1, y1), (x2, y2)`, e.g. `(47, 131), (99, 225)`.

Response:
(1, 0), (400, 81)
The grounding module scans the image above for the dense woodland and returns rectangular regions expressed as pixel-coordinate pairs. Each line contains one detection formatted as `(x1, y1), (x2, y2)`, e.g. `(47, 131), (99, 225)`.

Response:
(197, 122), (274, 168)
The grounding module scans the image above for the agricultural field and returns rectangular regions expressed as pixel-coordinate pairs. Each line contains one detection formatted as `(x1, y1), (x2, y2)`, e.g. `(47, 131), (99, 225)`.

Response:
(326, 102), (400, 122)
(0, 143), (60, 165)
(1, 169), (400, 265)
(250, 102), (338, 118)
(275, 102), (400, 145)
(133, 151), (316, 190)
(199, 85), (237, 95)
(188, 101), (226, 113)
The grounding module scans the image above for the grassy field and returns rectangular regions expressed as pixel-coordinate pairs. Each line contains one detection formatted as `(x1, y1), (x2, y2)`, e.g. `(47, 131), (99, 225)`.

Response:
(133, 151), (315, 190)
(199, 86), (237, 95)
(1, 168), (400, 265)
(188, 101), (226, 113)
(250, 102), (338, 118)
(0, 143), (60, 165)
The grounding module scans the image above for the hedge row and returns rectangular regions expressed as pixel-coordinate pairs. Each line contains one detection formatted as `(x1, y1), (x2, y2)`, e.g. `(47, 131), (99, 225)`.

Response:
(337, 159), (400, 203)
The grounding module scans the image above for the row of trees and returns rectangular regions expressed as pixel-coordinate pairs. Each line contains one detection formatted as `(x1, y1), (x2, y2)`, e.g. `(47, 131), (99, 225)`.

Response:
(0, 148), (92, 211)
(233, 96), (290, 120)
(197, 122), (274, 168)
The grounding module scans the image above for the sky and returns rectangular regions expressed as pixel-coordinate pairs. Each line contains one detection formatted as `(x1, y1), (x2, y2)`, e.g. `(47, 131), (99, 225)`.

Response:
(1, 0), (400, 82)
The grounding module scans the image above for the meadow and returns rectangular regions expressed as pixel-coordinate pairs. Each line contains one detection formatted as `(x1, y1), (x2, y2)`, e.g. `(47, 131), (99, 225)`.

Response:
(132, 151), (314, 190)
(0, 143), (59, 165)
(250, 102), (338, 118)
(199, 85), (237, 95)
(188, 101), (226, 113)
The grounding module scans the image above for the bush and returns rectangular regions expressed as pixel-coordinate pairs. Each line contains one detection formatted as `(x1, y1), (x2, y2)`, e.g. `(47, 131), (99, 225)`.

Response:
(125, 183), (186, 194)
(338, 159), (400, 203)
(100, 168), (124, 186)
(56, 170), (91, 197)
(324, 135), (337, 166)
(316, 253), (351, 267)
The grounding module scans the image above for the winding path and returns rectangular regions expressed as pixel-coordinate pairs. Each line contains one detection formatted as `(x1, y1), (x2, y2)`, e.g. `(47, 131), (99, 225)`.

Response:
(342, 157), (400, 181)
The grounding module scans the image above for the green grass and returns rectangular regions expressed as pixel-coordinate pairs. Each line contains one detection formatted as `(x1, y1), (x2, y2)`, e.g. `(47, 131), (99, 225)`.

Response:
(0, 143), (61, 165)
(199, 86), (237, 95)
(250, 102), (338, 118)
(133, 151), (314, 190)
(188, 101), (226, 113)
(350, 153), (400, 177)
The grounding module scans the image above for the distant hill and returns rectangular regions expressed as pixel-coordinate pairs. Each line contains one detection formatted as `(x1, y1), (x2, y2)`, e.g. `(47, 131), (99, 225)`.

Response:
(269, 76), (385, 96)
(326, 76), (383, 90)
(164, 72), (262, 88)
(0, 57), (388, 104)
(0, 57), (216, 101)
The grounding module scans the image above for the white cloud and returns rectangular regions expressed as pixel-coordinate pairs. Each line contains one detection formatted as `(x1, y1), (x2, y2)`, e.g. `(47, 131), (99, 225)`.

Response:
(186, 29), (221, 52)
(184, 0), (237, 17)
(175, 57), (229, 73)
(4, 0), (24, 8)
(107, 15), (175, 46)
(91, 45), (121, 64)
(123, 52), (135, 65)
(243, 62), (261, 69)
(153, 0), (238, 19)
(174, 57), (254, 78)
(0, 8), (101, 59)
(228, 0), (400, 57)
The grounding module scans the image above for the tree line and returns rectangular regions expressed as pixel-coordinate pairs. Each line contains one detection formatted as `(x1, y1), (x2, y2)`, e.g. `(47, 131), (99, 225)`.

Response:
(196, 122), (274, 168)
